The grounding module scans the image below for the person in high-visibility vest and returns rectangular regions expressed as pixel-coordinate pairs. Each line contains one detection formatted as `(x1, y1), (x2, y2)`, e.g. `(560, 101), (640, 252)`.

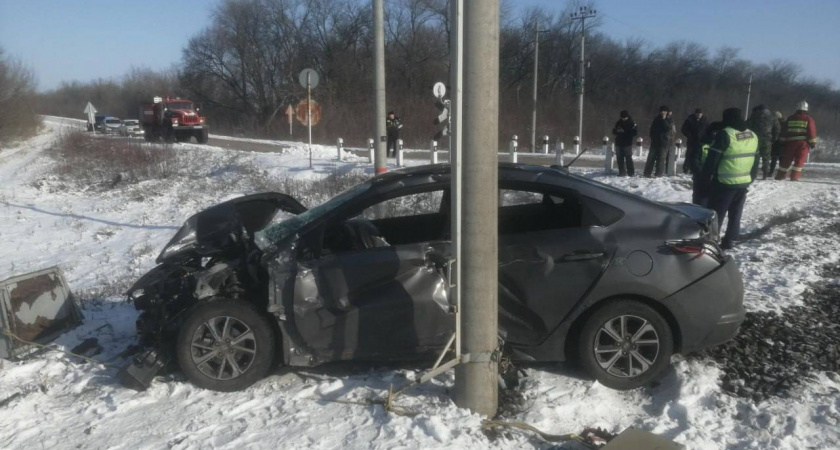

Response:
(690, 121), (724, 206)
(696, 108), (760, 250)
(775, 101), (817, 181)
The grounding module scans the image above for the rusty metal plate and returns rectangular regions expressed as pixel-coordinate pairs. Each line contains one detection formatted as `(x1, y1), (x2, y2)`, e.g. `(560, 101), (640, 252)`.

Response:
(0, 267), (83, 359)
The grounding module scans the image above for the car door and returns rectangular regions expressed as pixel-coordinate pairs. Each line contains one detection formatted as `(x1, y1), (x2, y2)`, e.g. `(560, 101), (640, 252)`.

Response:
(291, 187), (454, 362)
(497, 184), (615, 346)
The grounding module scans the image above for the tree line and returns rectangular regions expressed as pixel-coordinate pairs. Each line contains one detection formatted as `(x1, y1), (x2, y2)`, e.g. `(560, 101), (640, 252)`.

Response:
(0, 47), (39, 144)
(35, 0), (840, 149)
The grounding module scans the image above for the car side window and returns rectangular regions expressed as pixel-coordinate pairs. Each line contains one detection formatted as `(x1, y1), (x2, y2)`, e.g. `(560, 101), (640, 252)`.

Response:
(498, 188), (582, 235)
(357, 190), (444, 220)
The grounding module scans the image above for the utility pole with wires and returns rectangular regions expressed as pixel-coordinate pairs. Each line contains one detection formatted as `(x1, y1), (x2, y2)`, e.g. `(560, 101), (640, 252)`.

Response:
(373, 0), (387, 174)
(571, 6), (596, 148)
(530, 20), (539, 153)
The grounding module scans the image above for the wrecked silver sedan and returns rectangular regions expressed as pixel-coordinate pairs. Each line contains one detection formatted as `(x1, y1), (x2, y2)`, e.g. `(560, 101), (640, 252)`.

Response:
(120, 164), (745, 392)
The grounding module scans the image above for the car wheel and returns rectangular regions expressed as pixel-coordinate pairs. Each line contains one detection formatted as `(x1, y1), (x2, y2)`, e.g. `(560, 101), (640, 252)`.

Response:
(578, 300), (673, 390)
(176, 300), (275, 392)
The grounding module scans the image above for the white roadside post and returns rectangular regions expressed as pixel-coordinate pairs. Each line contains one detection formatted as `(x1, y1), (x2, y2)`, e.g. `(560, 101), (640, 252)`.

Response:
(368, 138), (375, 164)
(509, 135), (518, 163)
(670, 139), (682, 176)
(573, 135), (580, 155)
(636, 137), (644, 158)
(603, 136), (613, 174)
(555, 140), (565, 166)
(430, 140), (439, 164)
(541, 135), (550, 154)
(336, 138), (344, 161)
(396, 139), (404, 167)
(84, 102), (97, 132)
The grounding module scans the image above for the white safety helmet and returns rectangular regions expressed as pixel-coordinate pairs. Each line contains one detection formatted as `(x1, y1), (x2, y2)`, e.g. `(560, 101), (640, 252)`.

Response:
(795, 100), (809, 112)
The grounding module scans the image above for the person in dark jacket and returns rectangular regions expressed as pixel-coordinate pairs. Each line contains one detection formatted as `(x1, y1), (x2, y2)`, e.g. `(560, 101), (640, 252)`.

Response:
(690, 121), (724, 206)
(386, 111), (402, 157)
(697, 107), (760, 249)
(680, 108), (708, 174)
(746, 104), (782, 179)
(770, 110), (785, 174)
(612, 110), (638, 176)
(644, 105), (675, 177)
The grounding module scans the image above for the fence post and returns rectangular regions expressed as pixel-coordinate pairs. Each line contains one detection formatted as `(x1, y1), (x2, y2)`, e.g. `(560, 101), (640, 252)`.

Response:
(541, 135), (550, 154)
(573, 135), (580, 155)
(368, 138), (375, 164)
(636, 137), (644, 158)
(430, 139), (438, 164)
(509, 135), (518, 163)
(603, 136), (613, 175)
(555, 140), (564, 166)
(336, 137), (344, 161)
(396, 139), (404, 167)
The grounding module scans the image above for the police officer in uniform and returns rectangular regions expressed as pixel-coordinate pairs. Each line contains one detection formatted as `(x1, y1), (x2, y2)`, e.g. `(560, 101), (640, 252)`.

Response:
(696, 107), (760, 250)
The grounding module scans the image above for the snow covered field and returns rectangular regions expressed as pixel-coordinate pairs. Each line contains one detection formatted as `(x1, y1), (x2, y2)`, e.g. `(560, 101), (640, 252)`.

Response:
(1, 119), (839, 449)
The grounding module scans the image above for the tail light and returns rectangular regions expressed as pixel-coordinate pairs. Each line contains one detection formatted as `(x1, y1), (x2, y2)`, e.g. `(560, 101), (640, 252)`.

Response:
(666, 238), (724, 263)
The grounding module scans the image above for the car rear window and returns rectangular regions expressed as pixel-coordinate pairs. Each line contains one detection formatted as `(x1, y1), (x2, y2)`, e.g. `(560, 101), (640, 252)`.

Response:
(106, 119), (121, 124)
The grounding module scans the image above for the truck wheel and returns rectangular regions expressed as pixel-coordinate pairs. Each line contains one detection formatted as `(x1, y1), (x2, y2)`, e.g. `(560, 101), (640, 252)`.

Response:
(143, 130), (154, 142)
(176, 134), (191, 143)
(196, 129), (209, 144)
(578, 300), (673, 390)
(176, 300), (276, 392)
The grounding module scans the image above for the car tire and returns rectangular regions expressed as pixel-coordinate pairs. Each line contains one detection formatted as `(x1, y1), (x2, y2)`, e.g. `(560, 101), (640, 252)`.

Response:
(578, 300), (673, 390)
(176, 299), (276, 392)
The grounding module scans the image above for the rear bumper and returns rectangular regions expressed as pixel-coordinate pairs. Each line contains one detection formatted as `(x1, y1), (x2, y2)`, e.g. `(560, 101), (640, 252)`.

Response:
(662, 256), (745, 354)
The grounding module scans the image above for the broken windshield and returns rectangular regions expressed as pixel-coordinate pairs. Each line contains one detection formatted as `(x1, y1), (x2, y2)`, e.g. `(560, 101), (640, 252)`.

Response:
(255, 182), (371, 249)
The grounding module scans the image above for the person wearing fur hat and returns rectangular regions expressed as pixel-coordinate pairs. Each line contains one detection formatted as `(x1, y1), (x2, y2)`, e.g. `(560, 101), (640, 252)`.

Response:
(644, 105), (675, 177)
(697, 107), (760, 249)
(612, 110), (638, 176)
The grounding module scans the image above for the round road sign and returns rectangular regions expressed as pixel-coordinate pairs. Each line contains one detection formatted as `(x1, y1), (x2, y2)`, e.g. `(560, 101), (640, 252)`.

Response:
(296, 99), (322, 126)
(433, 82), (446, 99)
(299, 68), (320, 89)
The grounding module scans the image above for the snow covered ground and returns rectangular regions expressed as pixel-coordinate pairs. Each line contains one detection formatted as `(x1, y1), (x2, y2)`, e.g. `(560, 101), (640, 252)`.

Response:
(1, 119), (839, 449)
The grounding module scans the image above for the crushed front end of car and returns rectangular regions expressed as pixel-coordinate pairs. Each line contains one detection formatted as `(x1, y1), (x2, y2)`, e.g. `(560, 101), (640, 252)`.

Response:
(118, 193), (306, 390)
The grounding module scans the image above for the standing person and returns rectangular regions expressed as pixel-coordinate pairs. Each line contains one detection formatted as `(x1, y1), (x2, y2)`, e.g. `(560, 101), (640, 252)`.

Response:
(770, 111), (785, 175)
(680, 108), (708, 174)
(776, 101), (818, 181)
(644, 106), (674, 177)
(746, 104), (782, 179)
(696, 108), (759, 249)
(690, 121), (724, 206)
(386, 111), (402, 158)
(612, 110), (638, 176)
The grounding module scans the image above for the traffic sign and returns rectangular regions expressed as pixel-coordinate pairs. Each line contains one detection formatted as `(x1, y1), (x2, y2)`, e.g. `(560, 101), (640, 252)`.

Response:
(296, 99), (322, 126)
(84, 102), (97, 128)
(433, 82), (446, 99)
(299, 68), (320, 89)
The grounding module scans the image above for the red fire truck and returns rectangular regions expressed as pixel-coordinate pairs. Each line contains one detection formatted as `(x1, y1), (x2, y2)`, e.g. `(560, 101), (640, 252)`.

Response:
(139, 96), (209, 144)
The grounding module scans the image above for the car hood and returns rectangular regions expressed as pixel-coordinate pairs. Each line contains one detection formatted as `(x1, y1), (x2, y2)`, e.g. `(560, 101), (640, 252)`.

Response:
(156, 192), (307, 263)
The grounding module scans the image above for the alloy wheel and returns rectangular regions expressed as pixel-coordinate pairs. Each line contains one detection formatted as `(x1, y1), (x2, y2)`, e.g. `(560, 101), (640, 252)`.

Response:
(593, 314), (660, 378)
(190, 316), (257, 380)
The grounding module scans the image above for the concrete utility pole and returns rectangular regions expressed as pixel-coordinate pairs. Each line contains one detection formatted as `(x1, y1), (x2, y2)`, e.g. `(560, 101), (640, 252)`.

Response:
(449, 0), (464, 374)
(530, 20), (539, 153)
(455, 0), (499, 417)
(572, 6), (596, 149)
(373, 0), (387, 174)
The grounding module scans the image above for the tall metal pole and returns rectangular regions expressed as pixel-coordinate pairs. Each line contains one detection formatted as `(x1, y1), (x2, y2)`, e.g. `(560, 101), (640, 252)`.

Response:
(531, 20), (539, 153)
(307, 74), (312, 169)
(572, 7), (596, 149)
(450, 0), (464, 367)
(373, 0), (387, 174)
(745, 73), (753, 119)
(455, 0), (499, 417)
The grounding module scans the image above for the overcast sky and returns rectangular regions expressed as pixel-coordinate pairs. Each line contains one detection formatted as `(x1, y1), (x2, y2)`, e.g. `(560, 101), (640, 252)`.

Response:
(2, 0), (838, 92)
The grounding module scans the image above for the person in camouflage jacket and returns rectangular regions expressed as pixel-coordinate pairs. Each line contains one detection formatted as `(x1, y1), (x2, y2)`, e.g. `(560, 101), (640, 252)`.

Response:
(746, 104), (781, 179)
